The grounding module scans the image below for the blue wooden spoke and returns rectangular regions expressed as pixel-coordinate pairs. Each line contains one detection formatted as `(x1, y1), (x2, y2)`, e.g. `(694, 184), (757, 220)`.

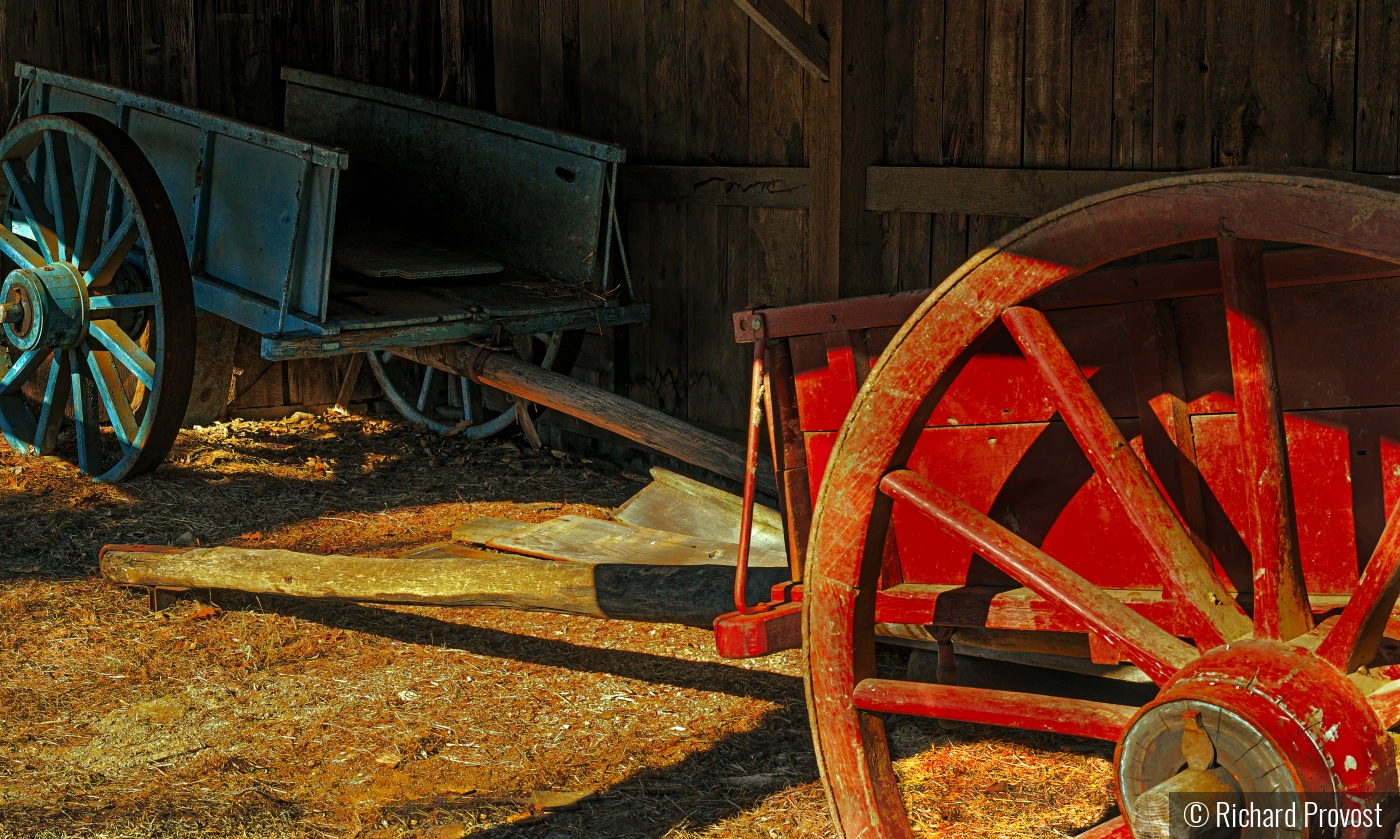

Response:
(0, 225), (45, 272)
(86, 346), (136, 446)
(88, 319), (154, 388)
(2, 159), (57, 264)
(83, 213), (138, 288)
(0, 348), (49, 394)
(417, 364), (436, 412)
(34, 350), (71, 454)
(88, 292), (158, 311)
(70, 351), (104, 474)
(72, 148), (111, 271)
(44, 131), (79, 261)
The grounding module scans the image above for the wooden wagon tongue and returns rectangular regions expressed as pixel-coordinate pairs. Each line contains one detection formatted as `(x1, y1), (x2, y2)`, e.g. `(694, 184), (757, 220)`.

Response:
(99, 468), (794, 630)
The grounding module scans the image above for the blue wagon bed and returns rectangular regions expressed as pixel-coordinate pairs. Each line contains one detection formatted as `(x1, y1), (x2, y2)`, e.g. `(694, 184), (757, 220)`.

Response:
(0, 62), (648, 478)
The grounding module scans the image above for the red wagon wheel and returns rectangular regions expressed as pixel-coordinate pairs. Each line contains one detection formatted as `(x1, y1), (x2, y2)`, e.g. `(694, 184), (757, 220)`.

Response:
(805, 171), (1400, 838)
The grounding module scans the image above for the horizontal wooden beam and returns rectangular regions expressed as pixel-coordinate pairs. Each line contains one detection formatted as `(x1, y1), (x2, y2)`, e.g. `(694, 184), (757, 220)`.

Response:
(866, 166), (1179, 217)
(617, 165), (809, 207)
(734, 247), (1400, 341)
(851, 680), (1137, 741)
(1036, 246), (1400, 309)
(730, 0), (829, 81)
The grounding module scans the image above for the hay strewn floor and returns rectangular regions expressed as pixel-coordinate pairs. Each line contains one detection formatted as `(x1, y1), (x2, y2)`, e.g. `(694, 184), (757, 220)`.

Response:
(0, 413), (1117, 838)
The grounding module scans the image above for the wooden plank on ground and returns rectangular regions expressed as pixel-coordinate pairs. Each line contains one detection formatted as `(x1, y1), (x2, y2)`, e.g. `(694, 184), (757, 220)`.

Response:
(100, 544), (790, 627)
(451, 517), (534, 545)
(486, 515), (790, 568)
(615, 467), (786, 551)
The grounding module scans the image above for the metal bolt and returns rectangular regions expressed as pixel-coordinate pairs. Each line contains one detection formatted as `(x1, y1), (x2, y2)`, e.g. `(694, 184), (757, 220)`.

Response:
(0, 301), (23, 325)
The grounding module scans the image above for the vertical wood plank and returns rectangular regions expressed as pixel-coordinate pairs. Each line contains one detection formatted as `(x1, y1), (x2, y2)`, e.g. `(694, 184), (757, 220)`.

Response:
(1153, 0), (1209, 168)
(493, 0), (542, 123)
(539, 0), (564, 127)
(1356, 0), (1399, 174)
(638, 202), (688, 413)
(933, 0), (982, 279)
(1070, 0), (1113, 168)
(941, 0), (984, 167)
(684, 0), (749, 429)
(1023, 0), (1069, 168)
(611, 0), (647, 150)
(911, 0), (946, 165)
(971, 0), (1024, 252)
(559, 0), (580, 131)
(882, 0), (930, 292)
(1112, 0), (1154, 169)
(646, 0), (688, 160)
(577, 0), (615, 138)
(1304, 0), (1356, 170)
(885, 0), (918, 164)
(983, 0), (1023, 168)
(750, 0), (810, 307)
(805, 0), (883, 301)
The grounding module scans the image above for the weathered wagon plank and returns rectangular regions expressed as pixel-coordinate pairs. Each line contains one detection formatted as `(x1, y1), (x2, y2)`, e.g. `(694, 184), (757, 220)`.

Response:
(483, 515), (790, 568)
(450, 517), (533, 546)
(100, 544), (789, 627)
(614, 467), (786, 550)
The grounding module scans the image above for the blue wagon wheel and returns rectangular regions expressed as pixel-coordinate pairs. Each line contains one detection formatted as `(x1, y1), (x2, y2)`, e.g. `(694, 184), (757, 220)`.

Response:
(0, 113), (194, 481)
(367, 330), (582, 437)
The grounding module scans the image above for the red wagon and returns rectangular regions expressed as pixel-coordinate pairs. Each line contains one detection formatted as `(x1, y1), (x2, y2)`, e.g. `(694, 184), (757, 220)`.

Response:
(723, 170), (1400, 838)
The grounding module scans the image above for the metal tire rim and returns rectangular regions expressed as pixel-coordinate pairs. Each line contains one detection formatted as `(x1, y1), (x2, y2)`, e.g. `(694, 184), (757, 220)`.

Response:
(367, 329), (579, 437)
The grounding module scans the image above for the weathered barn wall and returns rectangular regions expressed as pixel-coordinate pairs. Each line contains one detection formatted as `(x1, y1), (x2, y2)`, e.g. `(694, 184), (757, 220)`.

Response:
(3, 2), (1399, 438)
(0, 0), (494, 416)
(490, 0), (814, 435)
(876, 0), (1383, 293)
(492, 0), (1400, 437)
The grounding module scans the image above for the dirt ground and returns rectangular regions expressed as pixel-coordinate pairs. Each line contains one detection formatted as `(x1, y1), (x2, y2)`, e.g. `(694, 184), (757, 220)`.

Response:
(0, 413), (1119, 838)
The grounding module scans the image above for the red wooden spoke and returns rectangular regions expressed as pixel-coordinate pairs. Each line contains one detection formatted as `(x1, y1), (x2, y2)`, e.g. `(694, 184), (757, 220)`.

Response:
(1001, 306), (1250, 650)
(852, 680), (1136, 742)
(880, 469), (1198, 685)
(1315, 504), (1400, 671)
(1369, 681), (1400, 730)
(1218, 237), (1313, 642)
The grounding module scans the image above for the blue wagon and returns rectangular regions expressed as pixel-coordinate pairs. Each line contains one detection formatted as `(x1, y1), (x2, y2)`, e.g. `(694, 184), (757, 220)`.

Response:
(0, 63), (647, 480)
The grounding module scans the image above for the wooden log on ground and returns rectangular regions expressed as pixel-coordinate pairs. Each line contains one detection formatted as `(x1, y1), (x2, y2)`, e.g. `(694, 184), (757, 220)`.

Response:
(99, 544), (790, 628)
(392, 343), (779, 497)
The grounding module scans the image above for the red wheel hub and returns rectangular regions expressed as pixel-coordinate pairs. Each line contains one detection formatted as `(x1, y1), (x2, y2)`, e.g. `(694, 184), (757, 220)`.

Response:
(1117, 641), (1397, 828)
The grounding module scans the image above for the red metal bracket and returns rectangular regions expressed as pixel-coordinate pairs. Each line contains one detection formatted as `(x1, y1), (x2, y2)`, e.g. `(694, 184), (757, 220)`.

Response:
(713, 583), (803, 659)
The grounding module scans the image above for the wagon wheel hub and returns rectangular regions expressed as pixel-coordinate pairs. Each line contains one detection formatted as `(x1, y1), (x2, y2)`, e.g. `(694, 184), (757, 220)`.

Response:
(1, 263), (88, 351)
(1119, 641), (1396, 837)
